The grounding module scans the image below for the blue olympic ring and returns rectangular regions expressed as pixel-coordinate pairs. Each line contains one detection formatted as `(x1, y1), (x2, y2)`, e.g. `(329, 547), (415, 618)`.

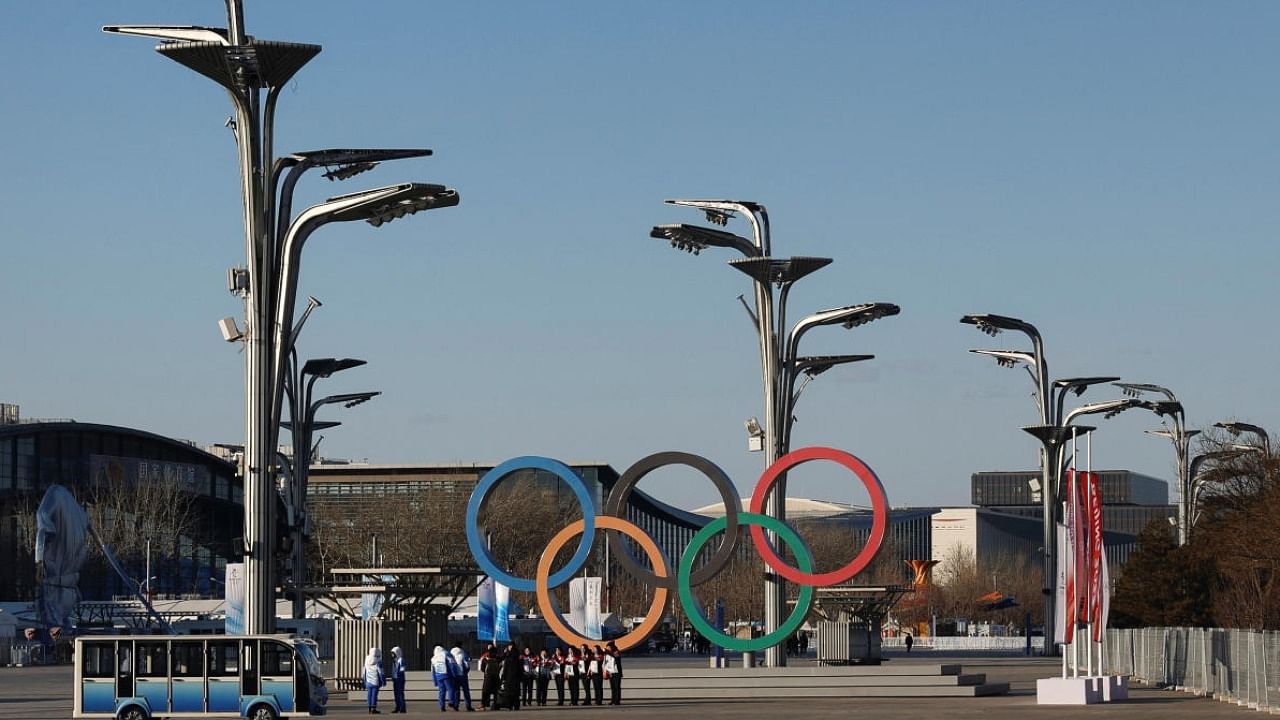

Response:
(465, 456), (597, 592)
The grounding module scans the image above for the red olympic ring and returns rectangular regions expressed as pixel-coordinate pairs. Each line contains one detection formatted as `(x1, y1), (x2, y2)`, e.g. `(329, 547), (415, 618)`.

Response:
(748, 446), (888, 586)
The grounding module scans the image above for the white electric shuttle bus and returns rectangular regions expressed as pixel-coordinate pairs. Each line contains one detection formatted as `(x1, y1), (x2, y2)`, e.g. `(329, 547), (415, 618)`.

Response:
(74, 635), (328, 720)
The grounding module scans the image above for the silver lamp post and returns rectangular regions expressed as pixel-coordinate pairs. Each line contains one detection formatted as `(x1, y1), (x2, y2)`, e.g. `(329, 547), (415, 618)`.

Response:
(106, 2), (460, 633)
(1186, 447), (1260, 533)
(281, 357), (370, 618)
(1116, 383), (1198, 546)
(1214, 421), (1271, 456)
(962, 314), (1056, 651)
(652, 202), (898, 667)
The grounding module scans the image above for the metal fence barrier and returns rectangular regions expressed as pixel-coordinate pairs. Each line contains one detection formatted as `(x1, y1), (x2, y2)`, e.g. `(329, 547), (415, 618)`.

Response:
(1105, 627), (1279, 710)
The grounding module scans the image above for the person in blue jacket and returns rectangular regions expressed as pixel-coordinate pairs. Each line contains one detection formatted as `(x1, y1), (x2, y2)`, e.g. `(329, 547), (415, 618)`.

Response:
(432, 645), (459, 711)
(389, 646), (408, 713)
(363, 647), (385, 714)
(450, 643), (475, 711)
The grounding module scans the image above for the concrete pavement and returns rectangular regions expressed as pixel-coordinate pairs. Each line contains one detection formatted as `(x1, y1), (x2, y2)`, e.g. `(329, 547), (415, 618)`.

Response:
(0, 653), (1260, 719)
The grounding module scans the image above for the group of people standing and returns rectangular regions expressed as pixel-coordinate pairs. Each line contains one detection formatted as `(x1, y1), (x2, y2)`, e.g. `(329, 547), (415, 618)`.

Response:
(361, 640), (624, 714)
(362, 643), (475, 714)
(479, 641), (623, 710)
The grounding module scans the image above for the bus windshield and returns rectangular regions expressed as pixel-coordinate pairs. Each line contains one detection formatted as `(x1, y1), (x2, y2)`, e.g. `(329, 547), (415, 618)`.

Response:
(294, 640), (322, 679)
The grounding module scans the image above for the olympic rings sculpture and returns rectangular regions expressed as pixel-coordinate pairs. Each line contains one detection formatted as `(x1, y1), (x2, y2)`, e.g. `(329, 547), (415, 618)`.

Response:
(464, 446), (888, 652)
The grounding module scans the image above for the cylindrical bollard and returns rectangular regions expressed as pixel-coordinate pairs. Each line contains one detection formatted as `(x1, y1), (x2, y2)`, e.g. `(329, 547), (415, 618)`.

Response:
(741, 652), (755, 668)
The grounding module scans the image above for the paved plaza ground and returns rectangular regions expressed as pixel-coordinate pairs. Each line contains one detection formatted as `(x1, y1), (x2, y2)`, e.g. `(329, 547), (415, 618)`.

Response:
(0, 652), (1259, 719)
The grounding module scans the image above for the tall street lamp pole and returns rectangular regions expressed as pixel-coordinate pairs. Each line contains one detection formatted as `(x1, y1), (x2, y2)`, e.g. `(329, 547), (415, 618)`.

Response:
(1116, 384), (1197, 546)
(652, 203), (898, 667)
(106, 2), (459, 634)
(962, 314), (1056, 651)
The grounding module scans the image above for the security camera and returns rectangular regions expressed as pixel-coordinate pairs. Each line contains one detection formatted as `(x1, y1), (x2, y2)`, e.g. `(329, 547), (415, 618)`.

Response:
(219, 317), (244, 343)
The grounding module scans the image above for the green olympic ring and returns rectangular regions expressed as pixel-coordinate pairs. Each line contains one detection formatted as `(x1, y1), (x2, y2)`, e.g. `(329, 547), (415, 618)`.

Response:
(678, 511), (815, 652)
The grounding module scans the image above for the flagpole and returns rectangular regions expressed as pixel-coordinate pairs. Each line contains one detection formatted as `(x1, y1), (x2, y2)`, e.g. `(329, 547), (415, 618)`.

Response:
(1086, 430), (1094, 678)
(1070, 427), (1079, 679)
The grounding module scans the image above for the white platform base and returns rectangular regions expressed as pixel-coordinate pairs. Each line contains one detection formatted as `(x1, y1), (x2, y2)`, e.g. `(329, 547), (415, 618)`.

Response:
(1101, 675), (1129, 701)
(1037, 676), (1103, 705)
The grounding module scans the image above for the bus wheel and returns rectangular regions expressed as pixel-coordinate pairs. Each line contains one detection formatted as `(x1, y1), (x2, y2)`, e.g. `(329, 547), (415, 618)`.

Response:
(248, 704), (278, 720)
(117, 706), (147, 720)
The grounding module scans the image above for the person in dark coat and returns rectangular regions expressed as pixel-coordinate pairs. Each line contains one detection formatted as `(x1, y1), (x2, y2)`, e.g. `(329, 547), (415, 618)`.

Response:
(564, 647), (580, 706)
(604, 641), (623, 705)
(552, 647), (567, 706)
(578, 644), (593, 706)
(497, 644), (522, 710)
(591, 645), (605, 705)
(520, 647), (534, 706)
(479, 645), (499, 710)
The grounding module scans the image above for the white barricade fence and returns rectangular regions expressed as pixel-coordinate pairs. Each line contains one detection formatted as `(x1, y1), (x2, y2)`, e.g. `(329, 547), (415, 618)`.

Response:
(881, 635), (1044, 652)
(1104, 627), (1280, 710)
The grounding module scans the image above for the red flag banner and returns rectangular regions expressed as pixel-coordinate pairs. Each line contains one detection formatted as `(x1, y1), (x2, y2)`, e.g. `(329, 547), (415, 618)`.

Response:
(1063, 469), (1078, 643)
(1086, 471), (1105, 632)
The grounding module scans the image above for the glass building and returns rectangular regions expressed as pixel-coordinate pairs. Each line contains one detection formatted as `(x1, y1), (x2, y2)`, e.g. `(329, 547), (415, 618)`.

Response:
(0, 420), (242, 601)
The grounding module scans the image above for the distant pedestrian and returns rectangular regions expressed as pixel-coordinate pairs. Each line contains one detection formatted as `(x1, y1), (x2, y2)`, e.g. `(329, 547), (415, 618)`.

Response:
(479, 645), (498, 709)
(553, 647), (567, 705)
(497, 644), (522, 710)
(451, 643), (475, 711)
(905, 633), (914, 653)
(432, 645), (458, 711)
(564, 646), (580, 705)
(390, 646), (407, 713)
(591, 645), (605, 705)
(579, 644), (594, 706)
(363, 647), (386, 715)
(535, 649), (552, 705)
(604, 641), (623, 705)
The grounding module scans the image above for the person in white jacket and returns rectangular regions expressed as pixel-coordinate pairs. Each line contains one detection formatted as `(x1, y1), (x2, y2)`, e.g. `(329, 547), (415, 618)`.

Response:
(363, 647), (385, 714)
(450, 643), (475, 711)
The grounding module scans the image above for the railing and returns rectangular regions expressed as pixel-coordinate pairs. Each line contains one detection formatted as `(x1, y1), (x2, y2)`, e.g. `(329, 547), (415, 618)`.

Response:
(1105, 627), (1280, 710)
(882, 635), (1043, 652)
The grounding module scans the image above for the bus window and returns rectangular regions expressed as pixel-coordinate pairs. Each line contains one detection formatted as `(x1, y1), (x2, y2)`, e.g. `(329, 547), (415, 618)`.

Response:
(171, 640), (206, 713)
(81, 641), (115, 678)
(136, 642), (168, 677)
(172, 641), (204, 677)
(208, 641), (239, 676)
(260, 640), (297, 712)
(261, 641), (294, 675)
(207, 641), (240, 713)
(79, 641), (117, 714)
(135, 642), (170, 713)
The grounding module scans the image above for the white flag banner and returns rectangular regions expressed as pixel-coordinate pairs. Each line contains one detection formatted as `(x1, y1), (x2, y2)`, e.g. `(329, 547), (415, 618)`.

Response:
(1053, 523), (1068, 646)
(568, 578), (587, 635)
(584, 577), (603, 641)
(224, 563), (245, 635)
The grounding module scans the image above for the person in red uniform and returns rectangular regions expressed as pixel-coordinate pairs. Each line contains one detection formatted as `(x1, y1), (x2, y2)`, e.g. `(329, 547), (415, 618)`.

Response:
(564, 647), (580, 706)
(604, 641), (623, 705)
(591, 645), (605, 705)
(578, 644), (594, 706)
(552, 647), (567, 706)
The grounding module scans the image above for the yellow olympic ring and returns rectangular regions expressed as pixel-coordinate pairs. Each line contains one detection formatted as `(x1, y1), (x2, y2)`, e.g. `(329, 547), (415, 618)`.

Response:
(535, 516), (669, 651)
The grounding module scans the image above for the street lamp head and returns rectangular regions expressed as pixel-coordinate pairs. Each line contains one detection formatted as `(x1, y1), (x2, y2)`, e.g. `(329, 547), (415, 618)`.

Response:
(794, 354), (875, 378)
(649, 224), (758, 257)
(102, 25), (232, 45)
(728, 256), (833, 287)
(798, 304), (900, 333)
(1215, 421), (1268, 438)
(1053, 377), (1122, 397)
(1113, 382), (1177, 402)
(960, 313), (1039, 339)
(970, 349), (1035, 369)
(1064, 398), (1139, 424)
(340, 184), (459, 227)
(301, 358), (367, 378)
(665, 199), (765, 217)
(316, 391), (380, 410)
(288, 148), (434, 182)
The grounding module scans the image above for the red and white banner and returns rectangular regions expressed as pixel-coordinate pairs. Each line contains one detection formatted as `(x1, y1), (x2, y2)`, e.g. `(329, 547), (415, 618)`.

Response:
(1084, 471), (1104, 629)
(1062, 469), (1079, 644)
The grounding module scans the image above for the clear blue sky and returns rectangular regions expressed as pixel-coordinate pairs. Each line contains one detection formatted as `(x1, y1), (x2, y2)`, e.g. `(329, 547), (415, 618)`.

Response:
(2, 1), (1277, 511)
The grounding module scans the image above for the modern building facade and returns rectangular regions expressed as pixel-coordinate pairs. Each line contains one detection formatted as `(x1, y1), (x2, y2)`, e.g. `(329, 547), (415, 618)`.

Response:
(972, 470), (1176, 537)
(0, 413), (242, 602)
